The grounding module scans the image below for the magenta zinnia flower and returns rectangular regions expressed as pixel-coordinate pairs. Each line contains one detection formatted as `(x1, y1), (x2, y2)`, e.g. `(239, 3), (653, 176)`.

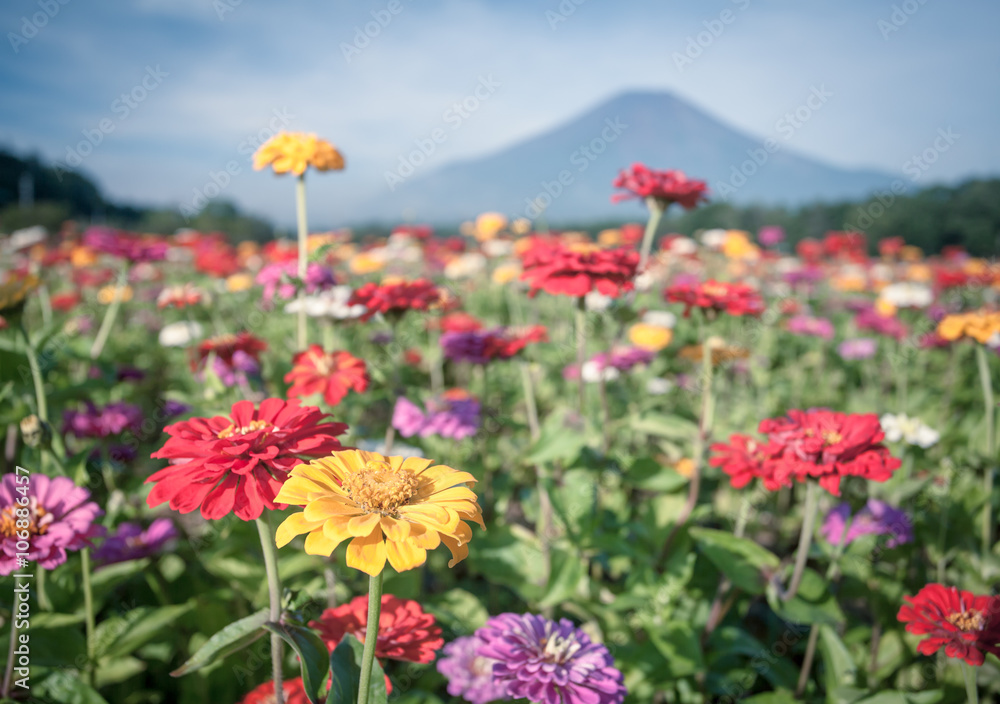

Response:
(63, 401), (144, 439)
(837, 338), (878, 360)
(256, 260), (336, 304)
(477, 613), (626, 704)
(436, 635), (507, 704)
(787, 315), (835, 340)
(392, 392), (480, 440)
(0, 474), (104, 575)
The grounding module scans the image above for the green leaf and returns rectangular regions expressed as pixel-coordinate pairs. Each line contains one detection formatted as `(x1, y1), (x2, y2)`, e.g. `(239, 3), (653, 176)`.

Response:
(96, 655), (146, 688)
(818, 624), (857, 698)
(170, 607), (269, 677)
(327, 634), (387, 704)
(527, 417), (588, 465)
(767, 568), (845, 626)
(539, 547), (587, 609)
(631, 413), (699, 441)
(742, 692), (798, 704)
(689, 527), (780, 595)
(646, 622), (703, 678)
(36, 671), (110, 704)
(101, 601), (195, 660)
(264, 621), (330, 704)
(426, 589), (491, 633)
(625, 456), (689, 492)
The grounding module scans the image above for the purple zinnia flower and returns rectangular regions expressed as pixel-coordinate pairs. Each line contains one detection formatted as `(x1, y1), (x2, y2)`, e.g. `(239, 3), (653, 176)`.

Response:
(63, 402), (143, 439)
(0, 474), (104, 575)
(392, 394), (480, 440)
(441, 331), (491, 365)
(837, 337), (878, 360)
(93, 518), (177, 567)
(787, 315), (835, 340)
(162, 399), (190, 418)
(821, 499), (913, 549)
(477, 613), (626, 704)
(256, 260), (336, 304)
(436, 635), (507, 704)
(211, 349), (261, 387)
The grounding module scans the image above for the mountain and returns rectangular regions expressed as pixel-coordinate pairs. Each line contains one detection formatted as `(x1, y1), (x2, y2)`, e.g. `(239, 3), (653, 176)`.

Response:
(363, 90), (900, 223)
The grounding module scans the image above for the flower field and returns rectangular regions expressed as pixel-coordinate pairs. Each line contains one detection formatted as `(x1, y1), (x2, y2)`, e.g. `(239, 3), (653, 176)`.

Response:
(1, 147), (999, 704)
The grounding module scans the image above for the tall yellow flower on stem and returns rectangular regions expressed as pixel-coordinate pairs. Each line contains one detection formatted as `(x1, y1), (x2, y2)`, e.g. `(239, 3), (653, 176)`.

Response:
(254, 131), (345, 351)
(274, 449), (483, 704)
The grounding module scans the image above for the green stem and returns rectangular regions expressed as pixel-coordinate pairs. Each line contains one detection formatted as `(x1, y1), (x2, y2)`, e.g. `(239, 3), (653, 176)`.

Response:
(1, 588), (17, 697)
(795, 625), (820, 698)
(37, 561), (52, 611)
(90, 266), (128, 360)
(295, 174), (309, 351)
(962, 661), (980, 704)
(638, 197), (665, 272)
(784, 481), (820, 602)
(256, 516), (285, 704)
(19, 321), (47, 424)
(358, 571), (384, 704)
(81, 548), (96, 687)
(976, 345), (996, 554)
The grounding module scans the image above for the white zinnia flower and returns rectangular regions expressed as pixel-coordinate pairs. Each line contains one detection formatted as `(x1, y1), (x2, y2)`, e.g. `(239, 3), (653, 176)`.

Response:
(284, 286), (365, 319)
(646, 377), (674, 395)
(585, 290), (613, 312)
(641, 310), (677, 329)
(700, 229), (727, 250)
(880, 413), (940, 449)
(581, 361), (619, 384)
(879, 282), (933, 309)
(158, 321), (203, 348)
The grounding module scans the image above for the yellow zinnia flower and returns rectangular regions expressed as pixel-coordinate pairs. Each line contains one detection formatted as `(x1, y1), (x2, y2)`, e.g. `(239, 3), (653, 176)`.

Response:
(226, 273), (255, 293)
(97, 285), (133, 305)
(253, 131), (345, 176)
(629, 323), (672, 352)
(274, 450), (484, 576)
(474, 212), (507, 241)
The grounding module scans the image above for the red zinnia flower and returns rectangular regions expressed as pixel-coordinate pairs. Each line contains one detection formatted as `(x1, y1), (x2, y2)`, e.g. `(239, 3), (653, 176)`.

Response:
(349, 279), (442, 321)
(611, 163), (708, 209)
(147, 398), (347, 520)
(436, 311), (484, 334)
(239, 677), (311, 704)
(193, 332), (267, 371)
(50, 291), (82, 312)
(519, 239), (638, 298)
(284, 346), (369, 407)
(759, 409), (901, 496)
(709, 434), (784, 491)
(157, 283), (207, 309)
(898, 584), (1000, 666)
(664, 279), (764, 318)
(311, 594), (444, 665)
(482, 325), (548, 359)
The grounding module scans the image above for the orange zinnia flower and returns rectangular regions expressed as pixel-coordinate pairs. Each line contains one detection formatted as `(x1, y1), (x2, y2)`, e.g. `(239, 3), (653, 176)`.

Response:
(274, 449), (483, 576)
(253, 131), (345, 176)
(284, 346), (369, 407)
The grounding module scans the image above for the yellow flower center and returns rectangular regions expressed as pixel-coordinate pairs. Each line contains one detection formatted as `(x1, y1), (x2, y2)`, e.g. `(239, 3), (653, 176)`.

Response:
(309, 350), (333, 375)
(821, 430), (843, 445)
(217, 419), (272, 439)
(344, 461), (420, 516)
(948, 609), (986, 632)
(0, 501), (49, 538)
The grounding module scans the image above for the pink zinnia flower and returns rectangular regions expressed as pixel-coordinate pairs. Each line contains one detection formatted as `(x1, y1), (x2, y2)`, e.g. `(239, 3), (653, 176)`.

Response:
(0, 474), (104, 575)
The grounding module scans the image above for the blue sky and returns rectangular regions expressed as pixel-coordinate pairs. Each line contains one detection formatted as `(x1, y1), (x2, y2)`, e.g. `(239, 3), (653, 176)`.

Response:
(1, 0), (998, 226)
